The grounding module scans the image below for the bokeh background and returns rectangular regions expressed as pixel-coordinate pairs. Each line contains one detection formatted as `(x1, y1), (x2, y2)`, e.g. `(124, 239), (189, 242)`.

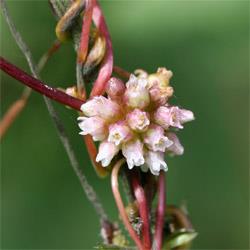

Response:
(1, 0), (249, 249)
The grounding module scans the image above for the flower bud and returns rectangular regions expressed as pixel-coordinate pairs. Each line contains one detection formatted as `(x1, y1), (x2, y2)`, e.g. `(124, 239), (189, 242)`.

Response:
(106, 77), (125, 99)
(124, 75), (150, 109)
(108, 121), (132, 146)
(122, 139), (145, 169)
(78, 116), (107, 141)
(126, 109), (150, 132)
(143, 124), (173, 152)
(96, 140), (119, 167)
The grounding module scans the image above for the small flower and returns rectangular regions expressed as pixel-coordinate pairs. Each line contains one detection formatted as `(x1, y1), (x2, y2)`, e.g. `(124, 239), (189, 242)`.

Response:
(167, 106), (194, 129)
(147, 67), (173, 106)
(126, 109), (150, 132)
(148, 86), (173, 106)
(167, 132), (184, 156)
(122, 139), (145, 169)
(144, 151), (168, 175)
(124, 74), (150, 109)
(78, 116), (107, 141)
(80, 96), (121, 122)
(143, 124), (173, 152)
(154, 106), (171, 129)
(108, 122), (132, 146)
(154, 106), (194, 129)
(96, 140), (119, 167)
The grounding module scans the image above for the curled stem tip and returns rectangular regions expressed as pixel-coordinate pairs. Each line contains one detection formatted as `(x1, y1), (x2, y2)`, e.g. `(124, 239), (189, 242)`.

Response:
(111, 159), (144, 250)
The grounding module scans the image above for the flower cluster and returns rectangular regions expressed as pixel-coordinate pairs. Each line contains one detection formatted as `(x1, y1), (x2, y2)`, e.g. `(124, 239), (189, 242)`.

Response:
(78, 68), (194, 175)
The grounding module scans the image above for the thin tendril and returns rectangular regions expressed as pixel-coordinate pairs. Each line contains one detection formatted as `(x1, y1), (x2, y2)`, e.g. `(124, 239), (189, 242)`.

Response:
(0, 0), (108, 222)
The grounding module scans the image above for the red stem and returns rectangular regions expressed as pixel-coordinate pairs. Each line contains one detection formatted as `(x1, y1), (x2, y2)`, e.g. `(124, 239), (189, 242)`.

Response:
(131, 172), (151, 250)
(0, 57), (83, 111)
(77, 0), (94, 63)
(90, 0), (113, 97)
(154, 171), (166, 250)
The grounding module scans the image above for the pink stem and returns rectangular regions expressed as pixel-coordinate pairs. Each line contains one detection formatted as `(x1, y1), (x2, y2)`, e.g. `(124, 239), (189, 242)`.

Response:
(154, 171), (166, 250)
(0, 57), (83, 111)
(90, 0), (113, 97)
(111, 159), (144, 250)
(77, 0), (94, 63)
(131, 172), (151, 250)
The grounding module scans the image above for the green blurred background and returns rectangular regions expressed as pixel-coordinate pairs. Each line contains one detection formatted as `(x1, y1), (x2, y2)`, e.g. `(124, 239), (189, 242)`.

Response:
(1, 0), (249, 249)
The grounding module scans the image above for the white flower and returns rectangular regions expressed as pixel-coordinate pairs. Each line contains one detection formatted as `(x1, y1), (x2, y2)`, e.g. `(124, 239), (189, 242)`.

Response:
(167, 132), (184, 156)
(124, 74), (150, 109)
(126, 109), (150, 132)
(154, 106), (194, 129)
(143, 124), (173, 152)
(144, 151), (168, 175)
(122, 139), (145, 169)
(108, 122), (132, 146)
(80, 96), (121, 122)
(78, 116), (107, 141)
(96, 140), (120, 167)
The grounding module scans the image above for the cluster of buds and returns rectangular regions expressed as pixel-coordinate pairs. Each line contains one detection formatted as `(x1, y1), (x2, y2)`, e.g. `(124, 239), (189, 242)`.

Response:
(78, 68), (194, 175)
